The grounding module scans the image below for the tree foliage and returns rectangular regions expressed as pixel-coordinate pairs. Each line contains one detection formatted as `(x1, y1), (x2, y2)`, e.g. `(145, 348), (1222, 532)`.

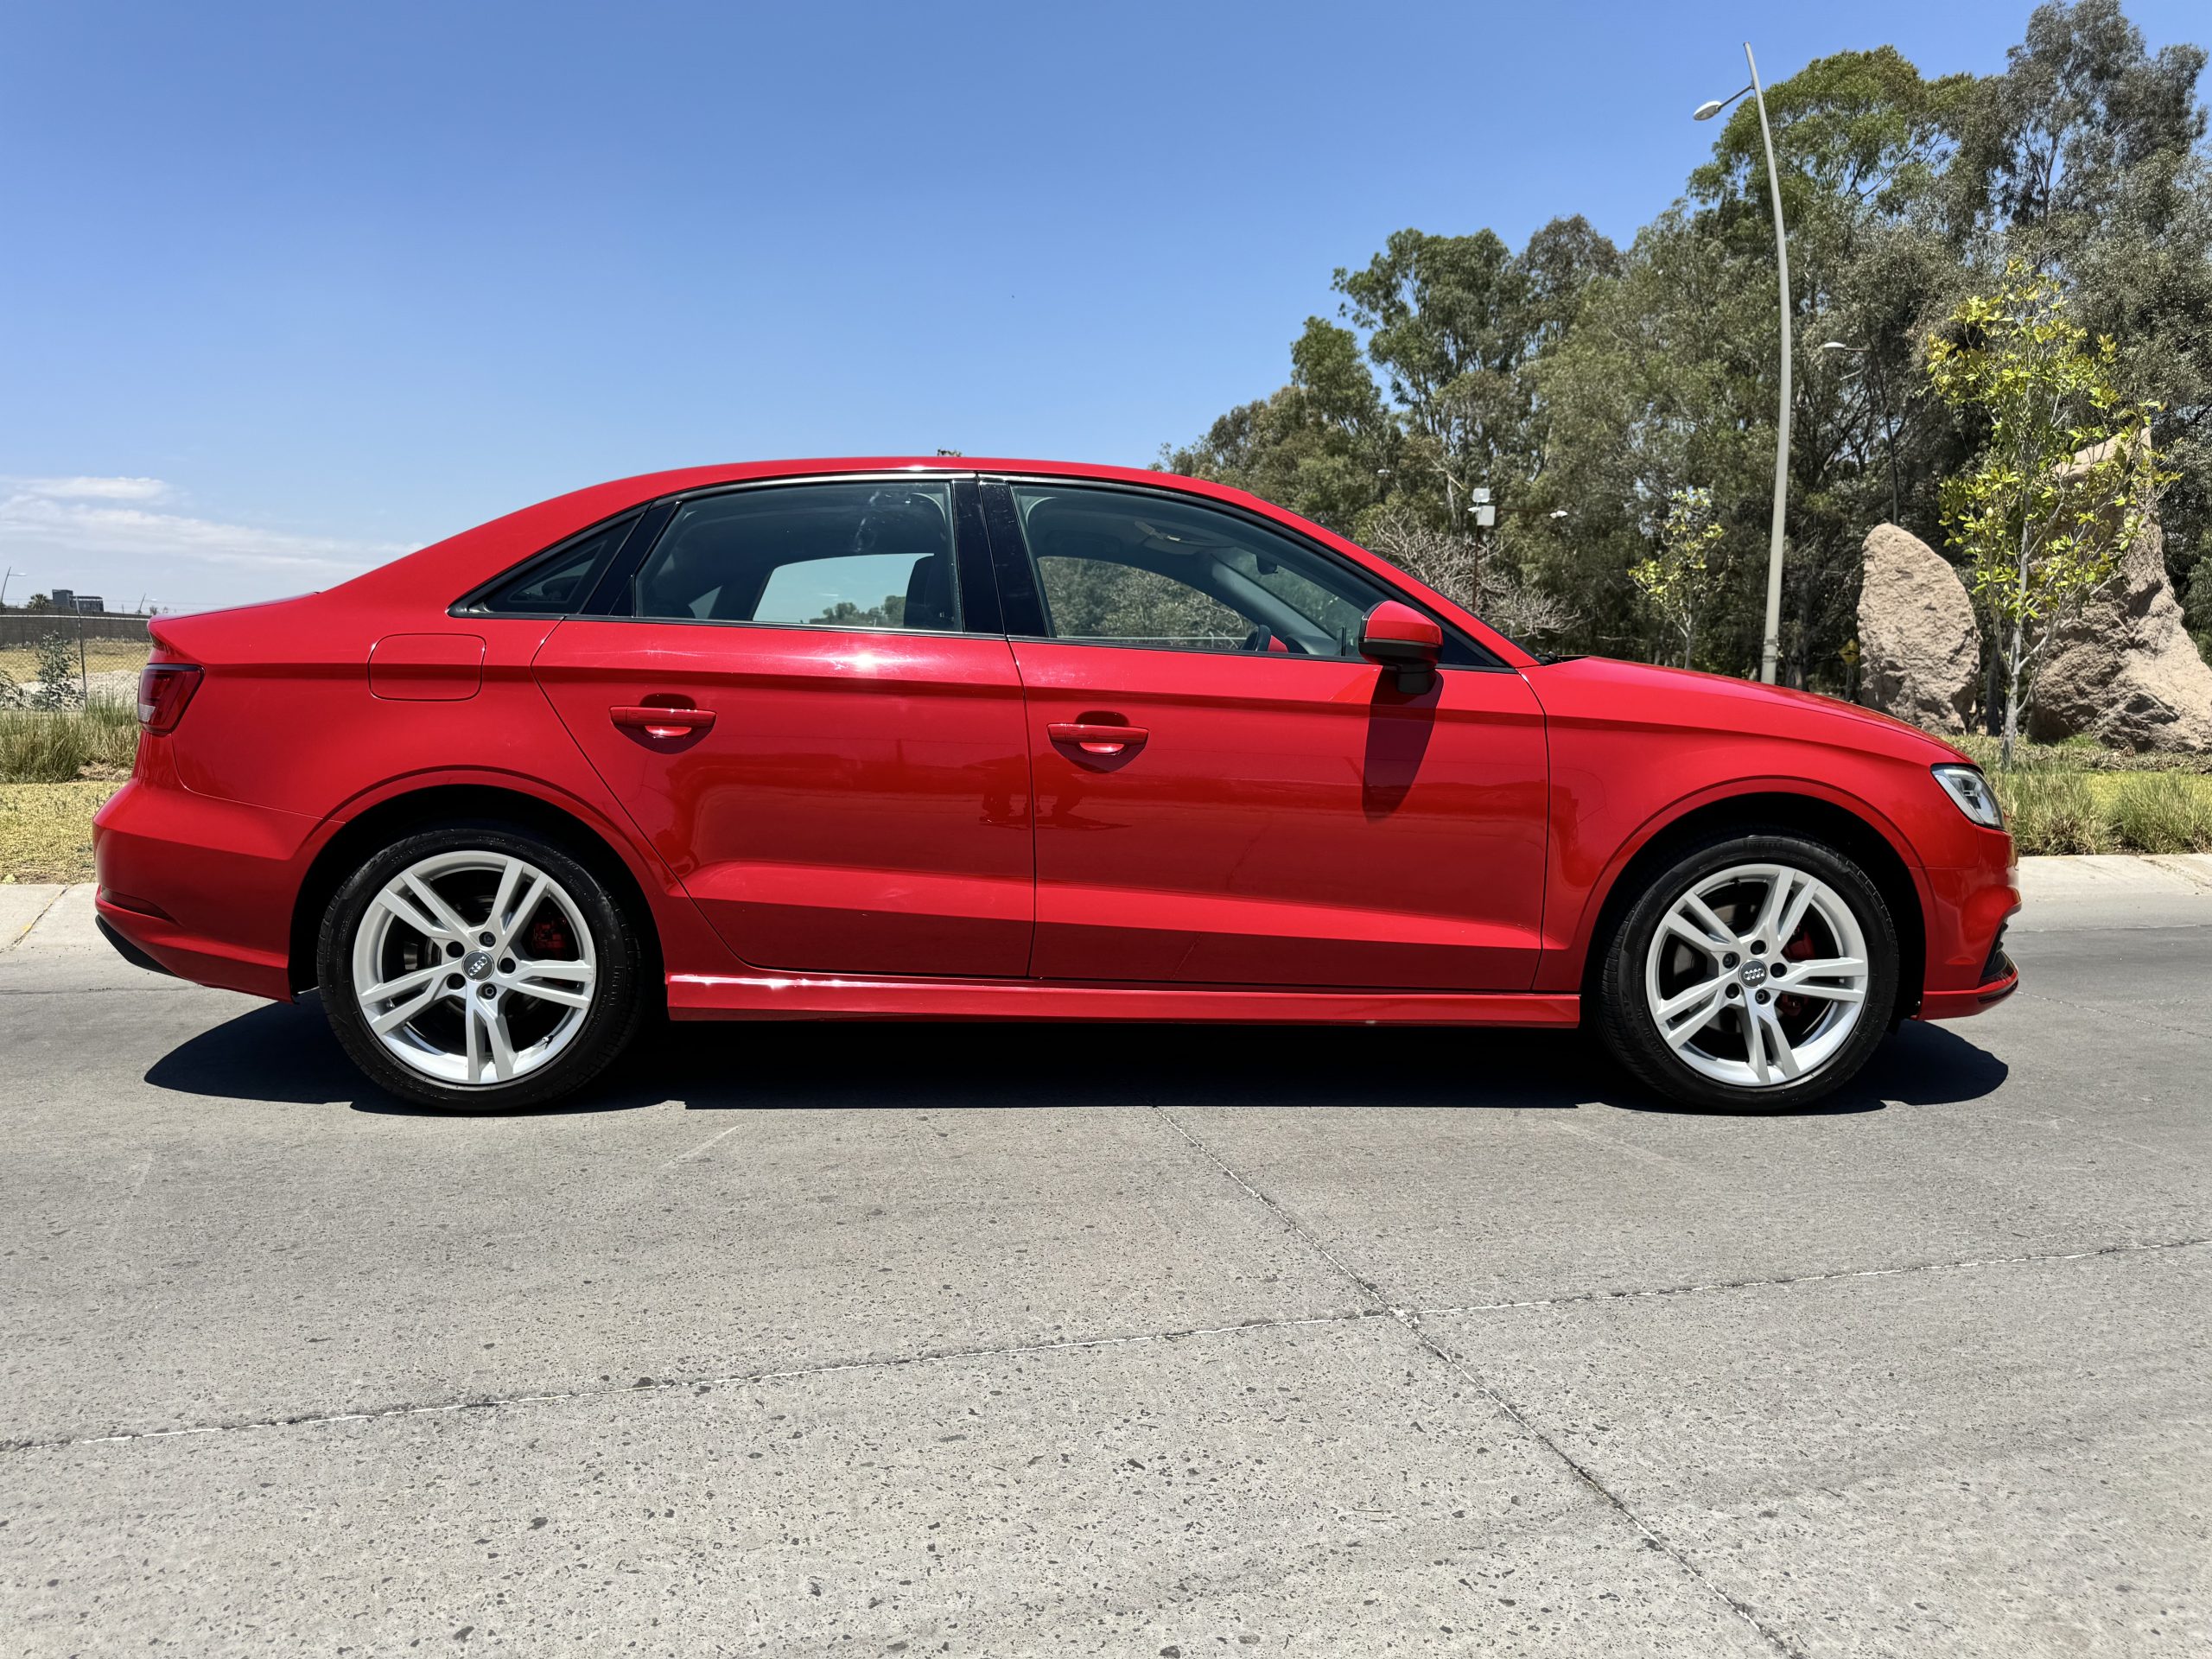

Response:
(1631, 487), (1729, 669)
(1163, 1), (2212, 720)
(1926, 264), (2172, 763)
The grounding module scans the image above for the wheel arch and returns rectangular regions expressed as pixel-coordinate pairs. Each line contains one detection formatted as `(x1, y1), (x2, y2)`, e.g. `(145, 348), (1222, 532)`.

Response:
(289, 779), (666, 1001)
(1573, 788), (1929, 1018)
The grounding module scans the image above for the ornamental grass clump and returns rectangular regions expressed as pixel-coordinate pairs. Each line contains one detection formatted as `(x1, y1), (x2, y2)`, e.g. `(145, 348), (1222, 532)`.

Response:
(1995, 768), (2113, 855)
(0, 701), (139, 784)
(2108, 771), (2212, 854)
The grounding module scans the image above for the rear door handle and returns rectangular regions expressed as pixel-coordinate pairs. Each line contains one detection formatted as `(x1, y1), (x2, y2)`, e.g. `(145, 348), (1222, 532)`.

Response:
(610, 704), (716, 740)
(1048, 720), (1148, 758)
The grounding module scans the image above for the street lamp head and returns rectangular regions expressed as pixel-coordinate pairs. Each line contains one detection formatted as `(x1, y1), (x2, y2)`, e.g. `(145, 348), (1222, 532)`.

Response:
(1818, 340), (1861, 353)
(1694, 85), (1754, 122)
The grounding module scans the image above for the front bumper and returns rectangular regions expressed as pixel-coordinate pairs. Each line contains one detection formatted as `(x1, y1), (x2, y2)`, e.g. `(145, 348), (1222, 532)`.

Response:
(1913, 850), (2021, 1022)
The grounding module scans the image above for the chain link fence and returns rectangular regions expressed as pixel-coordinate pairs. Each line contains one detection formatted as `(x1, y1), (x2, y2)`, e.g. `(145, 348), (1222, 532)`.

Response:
(0, 615), (152, 709)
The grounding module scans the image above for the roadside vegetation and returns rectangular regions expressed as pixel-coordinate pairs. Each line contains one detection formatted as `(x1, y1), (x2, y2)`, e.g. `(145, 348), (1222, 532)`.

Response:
(0, 782), (122, 883)
(1953, 736), (2212, 854)
(0, 702), (135, 884)
(0, 699), (137, 784)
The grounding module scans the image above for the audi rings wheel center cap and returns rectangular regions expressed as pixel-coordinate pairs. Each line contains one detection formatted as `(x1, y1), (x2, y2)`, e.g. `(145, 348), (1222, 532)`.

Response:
(1740, 962), (1769, 988)
(463, 950), (494, 981)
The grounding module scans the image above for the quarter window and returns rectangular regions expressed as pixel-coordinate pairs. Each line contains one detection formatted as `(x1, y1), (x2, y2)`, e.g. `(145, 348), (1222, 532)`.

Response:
(477, 514), (636, 615)
(632, 481), (962, 632)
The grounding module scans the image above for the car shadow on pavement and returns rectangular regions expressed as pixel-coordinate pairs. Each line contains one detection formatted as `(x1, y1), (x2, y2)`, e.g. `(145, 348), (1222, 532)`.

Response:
(144, 995), (2008, 1119)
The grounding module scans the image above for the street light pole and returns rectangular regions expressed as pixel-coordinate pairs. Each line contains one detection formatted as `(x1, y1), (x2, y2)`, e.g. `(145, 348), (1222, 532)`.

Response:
(1696, 43), (1792, 685)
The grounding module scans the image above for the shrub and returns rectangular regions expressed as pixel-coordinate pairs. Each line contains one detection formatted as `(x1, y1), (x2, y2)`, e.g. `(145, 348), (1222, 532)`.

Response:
(29, 632), (83, 711)
(2108, 772), (2212, 854)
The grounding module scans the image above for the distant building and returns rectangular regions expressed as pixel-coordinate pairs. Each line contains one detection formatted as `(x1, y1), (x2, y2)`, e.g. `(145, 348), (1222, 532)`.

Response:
(48, 589), (105, 614)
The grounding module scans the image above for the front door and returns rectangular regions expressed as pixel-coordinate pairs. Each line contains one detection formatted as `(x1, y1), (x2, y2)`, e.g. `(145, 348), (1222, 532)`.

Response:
(982, 478), (1548, 991)
(535, 475), (1034, 978)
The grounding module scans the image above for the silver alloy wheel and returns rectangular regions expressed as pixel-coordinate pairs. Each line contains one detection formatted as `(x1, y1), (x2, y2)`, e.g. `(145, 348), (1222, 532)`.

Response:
(351, 850), (598, 1088)
(1643, 861), (1870, 1089)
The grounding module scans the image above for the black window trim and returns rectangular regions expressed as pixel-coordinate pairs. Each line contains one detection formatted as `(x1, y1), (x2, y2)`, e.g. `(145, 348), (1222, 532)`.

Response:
(976, 474), (1508, 671)
(452, 470), (1006, 640)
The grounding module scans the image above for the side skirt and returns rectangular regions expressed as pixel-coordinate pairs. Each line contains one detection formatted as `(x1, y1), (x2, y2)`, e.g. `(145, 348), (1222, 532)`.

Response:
(668, 972), (1580, 1027)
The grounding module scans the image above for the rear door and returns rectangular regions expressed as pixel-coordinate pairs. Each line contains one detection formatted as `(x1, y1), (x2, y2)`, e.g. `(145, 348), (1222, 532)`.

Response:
(532, 475), (1035, 978)
(982, 477), (1548, 991)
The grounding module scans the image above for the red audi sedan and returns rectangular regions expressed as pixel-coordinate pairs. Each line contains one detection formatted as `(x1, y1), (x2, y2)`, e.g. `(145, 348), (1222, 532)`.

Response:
(94, 458), (2019, 1111)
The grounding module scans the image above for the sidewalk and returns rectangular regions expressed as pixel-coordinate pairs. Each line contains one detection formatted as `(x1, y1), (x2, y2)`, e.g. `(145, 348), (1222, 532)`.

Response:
(12, 855), (2212, 959)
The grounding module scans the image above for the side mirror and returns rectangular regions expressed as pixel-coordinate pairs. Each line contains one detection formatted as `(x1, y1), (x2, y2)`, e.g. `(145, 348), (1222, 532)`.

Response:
(1359, 601), (1442, 690)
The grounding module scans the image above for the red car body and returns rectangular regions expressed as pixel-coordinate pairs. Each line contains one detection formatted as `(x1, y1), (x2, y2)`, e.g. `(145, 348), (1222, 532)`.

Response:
(93, 458), (2019, 1038)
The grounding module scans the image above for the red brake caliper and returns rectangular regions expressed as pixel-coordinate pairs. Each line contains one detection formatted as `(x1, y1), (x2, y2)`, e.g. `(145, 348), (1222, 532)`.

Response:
(1777, 923), (1815, 1020)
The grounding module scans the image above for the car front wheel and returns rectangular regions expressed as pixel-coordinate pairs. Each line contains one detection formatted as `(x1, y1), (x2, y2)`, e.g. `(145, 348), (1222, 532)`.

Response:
(316, 824), (645, 1110)
(1599, 831), (1899, 1111)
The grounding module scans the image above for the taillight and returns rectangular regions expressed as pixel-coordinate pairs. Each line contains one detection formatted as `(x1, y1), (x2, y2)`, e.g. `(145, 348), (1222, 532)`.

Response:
(137, 664), (202, 734)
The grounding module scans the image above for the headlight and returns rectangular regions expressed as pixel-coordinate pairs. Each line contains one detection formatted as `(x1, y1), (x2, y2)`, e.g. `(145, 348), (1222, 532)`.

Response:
(1932, 764), (2003, 829)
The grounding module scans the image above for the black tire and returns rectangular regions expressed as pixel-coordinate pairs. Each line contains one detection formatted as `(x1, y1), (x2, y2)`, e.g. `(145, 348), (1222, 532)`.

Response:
(316, 823), (645, 1111)
(1596, 830), (1899, 1112)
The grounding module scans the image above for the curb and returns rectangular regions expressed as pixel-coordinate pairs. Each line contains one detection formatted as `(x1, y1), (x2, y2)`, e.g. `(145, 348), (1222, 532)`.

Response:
(2016, 853), (2212, 899)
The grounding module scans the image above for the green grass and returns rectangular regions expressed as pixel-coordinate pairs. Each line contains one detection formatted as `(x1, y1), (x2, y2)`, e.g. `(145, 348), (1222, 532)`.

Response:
(0, 701), (140, 784)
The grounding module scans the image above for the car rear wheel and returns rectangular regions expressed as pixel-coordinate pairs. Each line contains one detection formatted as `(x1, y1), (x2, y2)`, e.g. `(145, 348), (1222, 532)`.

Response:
(316, 825), (645, 1110)
(1598, 831), (1898, 1111)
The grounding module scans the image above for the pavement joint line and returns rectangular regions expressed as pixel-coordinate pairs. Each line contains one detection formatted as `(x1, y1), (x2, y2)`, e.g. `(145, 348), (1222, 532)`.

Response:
(1151, 1105), (1396, 1312)
(1390, 1308), (1804, 1659)
(0, 1307), (1393, 1456)
(1149, 1106), (1801, 1659)
(1, 885), (67, 952)
(0, 986), (153, 997)
(1409, 1235), (2212, 1317)
(2015, 988), (2212, 1046)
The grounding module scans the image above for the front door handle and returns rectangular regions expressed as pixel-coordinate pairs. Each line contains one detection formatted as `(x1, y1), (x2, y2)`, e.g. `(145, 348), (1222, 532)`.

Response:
(1048, 720), (1148, 758)
(610, 703), (716, 740)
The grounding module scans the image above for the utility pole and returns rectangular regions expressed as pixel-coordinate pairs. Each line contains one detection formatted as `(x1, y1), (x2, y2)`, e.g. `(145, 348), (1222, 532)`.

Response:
(0, 566), (16, 609)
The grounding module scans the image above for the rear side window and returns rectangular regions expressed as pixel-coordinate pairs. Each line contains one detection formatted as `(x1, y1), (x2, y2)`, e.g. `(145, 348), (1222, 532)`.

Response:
(476, 514), (636, 615)
(631, 481), (962, 632)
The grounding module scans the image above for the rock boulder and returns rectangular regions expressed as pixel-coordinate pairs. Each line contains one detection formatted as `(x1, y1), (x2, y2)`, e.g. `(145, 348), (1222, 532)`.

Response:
(2029, 515), (2212, 752)
(1857, 523), (1980, 734)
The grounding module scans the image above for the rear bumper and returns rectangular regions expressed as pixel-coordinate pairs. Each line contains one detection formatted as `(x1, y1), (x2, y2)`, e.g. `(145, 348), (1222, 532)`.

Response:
(95, 913), (175, 978)
(92, 779), (315, 1001)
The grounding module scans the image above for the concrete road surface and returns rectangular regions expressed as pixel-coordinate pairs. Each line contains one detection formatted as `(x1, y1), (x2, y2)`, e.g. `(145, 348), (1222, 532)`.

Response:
(2, 861), (2207, 1656)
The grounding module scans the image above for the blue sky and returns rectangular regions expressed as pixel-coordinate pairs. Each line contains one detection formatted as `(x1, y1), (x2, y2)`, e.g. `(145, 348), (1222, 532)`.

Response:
(1, 0), (2202, 613)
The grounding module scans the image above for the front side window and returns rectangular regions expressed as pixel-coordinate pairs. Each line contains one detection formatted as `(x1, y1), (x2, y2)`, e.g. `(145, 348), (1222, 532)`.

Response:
(1007, 484), (1399, 658)
(632, 481), (962, 632)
